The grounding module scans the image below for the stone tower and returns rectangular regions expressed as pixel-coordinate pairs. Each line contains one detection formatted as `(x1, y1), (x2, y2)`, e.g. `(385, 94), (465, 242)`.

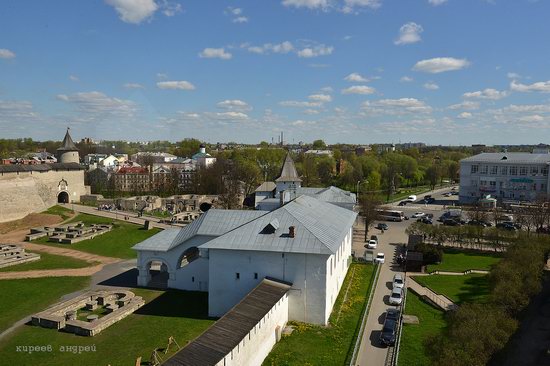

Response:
(56, 128), (80, 164)
(275, 153), (302, 197)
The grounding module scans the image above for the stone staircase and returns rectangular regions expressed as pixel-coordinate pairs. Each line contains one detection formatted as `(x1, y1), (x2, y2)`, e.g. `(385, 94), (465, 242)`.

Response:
(406, 275), (458, 311)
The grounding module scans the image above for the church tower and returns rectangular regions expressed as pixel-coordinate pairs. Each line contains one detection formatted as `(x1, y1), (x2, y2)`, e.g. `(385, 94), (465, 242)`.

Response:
(275, 153), (302, 197)
(56, 128), (80, 164)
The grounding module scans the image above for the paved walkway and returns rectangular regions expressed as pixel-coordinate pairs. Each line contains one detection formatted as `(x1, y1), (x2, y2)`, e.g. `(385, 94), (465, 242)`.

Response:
(406, 275), (457, 311)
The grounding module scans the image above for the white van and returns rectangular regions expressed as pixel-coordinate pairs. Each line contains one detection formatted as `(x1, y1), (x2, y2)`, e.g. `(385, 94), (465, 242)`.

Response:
(406, 195), (417, 202)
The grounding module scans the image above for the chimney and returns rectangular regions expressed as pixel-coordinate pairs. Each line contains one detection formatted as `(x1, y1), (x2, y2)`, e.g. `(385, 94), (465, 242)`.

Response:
(289, 226), (295, 238)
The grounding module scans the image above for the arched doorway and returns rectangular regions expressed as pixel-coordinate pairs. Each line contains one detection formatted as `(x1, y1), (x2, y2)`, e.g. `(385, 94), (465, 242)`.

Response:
(57, 191), (69, 203)
(147, 260), (170, 289)
(177, 247), (200, 269)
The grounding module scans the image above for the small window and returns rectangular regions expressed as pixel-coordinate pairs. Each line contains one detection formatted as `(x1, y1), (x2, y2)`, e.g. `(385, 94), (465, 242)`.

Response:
(192, 276), (195, 282)
(254, 273), (258, 279)
(236, 272), (240, 280)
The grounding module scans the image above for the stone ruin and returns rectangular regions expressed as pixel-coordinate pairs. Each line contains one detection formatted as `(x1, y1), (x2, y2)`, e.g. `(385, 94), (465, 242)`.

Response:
(25, 221), (113, 244)
(31, 290), (145, 336)
(0, 244), (40, 269)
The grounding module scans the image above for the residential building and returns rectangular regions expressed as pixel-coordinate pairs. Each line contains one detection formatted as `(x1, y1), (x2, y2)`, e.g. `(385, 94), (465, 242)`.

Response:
(192, 144), (216, 168)
(459, 150), (550, 204)
(113, 166), (150, 193)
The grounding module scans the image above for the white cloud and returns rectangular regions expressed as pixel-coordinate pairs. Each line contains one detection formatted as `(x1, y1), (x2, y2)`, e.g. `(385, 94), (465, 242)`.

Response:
(156, 81), (195, 90)
(297, 44), (333, 58)
(123, 82), (144, 89)
(246, 41), (294, 55)
(519, 115), (545, 123)
(400, 76), (414, 82)
(362, 98), (433, 114)
(69, 75), (79, 82)
(507, 72), (521, 79)
(341, 85), (376, 95)
(279, 100), (322, 108)
(394, 22), (423, 45)
(303, 109), (320, 115)
(233, 16), (248, 23)
(463, 88), (508, 100)
(217, 99), (252, 111)
(207, 111), (249, 120)
(428, 0), (448, 6)
(510, 80), (550, 93)
(56, 91), (137, 117)
(413, 57), (471, 73)
(156, 72), (168, 79)
(344, 72), (368, 82)
(281, 0), (329, 9)
(281, 0), (381, 12)
(199, 48), (232, 60)
(105, 0), (158, 24)
(0, 49), (16, 59)
(226, 7), (248, 23)
(423, 82), (439, 90)
(308, 94), (332, 102)
(320, 86), (334, 93)
(160, 0), (182, 17)
(457, 112), (473, 119)
(448, 101), (480, 110)
(0, 100), (38, 121)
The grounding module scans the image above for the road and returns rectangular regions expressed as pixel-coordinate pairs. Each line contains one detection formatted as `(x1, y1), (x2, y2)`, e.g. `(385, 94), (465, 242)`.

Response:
(354, 186), (458, 366)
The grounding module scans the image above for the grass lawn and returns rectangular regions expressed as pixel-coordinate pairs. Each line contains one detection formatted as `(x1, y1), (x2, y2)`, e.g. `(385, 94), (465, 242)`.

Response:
(263, 263), (375, 366)
(0, 277), (90, 333)
(0, 252), (92, 272)
(398, 291), (446, 366)
(413, 274), (490, 304)
(426, 249), (502, 273)
(33, 213), (161, 259)
(42, 206), (74, 221)
(0, 289), (215, 366)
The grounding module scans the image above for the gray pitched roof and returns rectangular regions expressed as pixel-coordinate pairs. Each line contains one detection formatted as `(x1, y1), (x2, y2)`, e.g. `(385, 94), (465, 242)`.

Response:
(275, 154), (302, 182)
(296, 186), (356, 204)
(201, 195), (357, 255)
(132, 209), (268, 252)
(0, 162), (82, 173)
(255, 181), (276, 192)
(461, 152), (550, 164)
(57, 129), (78, 151)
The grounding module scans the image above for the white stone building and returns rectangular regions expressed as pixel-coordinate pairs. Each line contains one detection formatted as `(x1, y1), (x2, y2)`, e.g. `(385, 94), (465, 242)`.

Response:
(459, 150), (550, 204)
(192, 144), (216, 168)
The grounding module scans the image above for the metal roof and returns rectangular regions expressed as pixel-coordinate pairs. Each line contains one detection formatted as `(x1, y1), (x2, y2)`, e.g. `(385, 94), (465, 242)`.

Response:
(461, 152), (550, 164)
(275, 154), (302, 182)
(201, 195), (357, 255)
(296, 186), (356, 204)
(57, 129), (78, 151)
(164, 278), (290, 366)
(255, 181), (276, 192)
(132, 209), (268, 252)
(0, 162), (83, 173)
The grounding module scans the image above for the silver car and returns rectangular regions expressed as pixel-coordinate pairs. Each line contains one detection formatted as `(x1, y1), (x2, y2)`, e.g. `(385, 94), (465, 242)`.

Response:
(389, 288), (403, 305)
(393, 274), (405, 289)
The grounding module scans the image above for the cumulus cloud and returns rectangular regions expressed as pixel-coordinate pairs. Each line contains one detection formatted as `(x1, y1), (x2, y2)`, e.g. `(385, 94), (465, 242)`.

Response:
(217, 99), (252, 111)
(279, 100), (322, 108)
(463, 88), (508, 100)
(156, 81), (195, 90)
(297, 44), (334, 58)
(160, 1), (182, 17)
(308, 94), (332, 102)
(246, 40), (332, 58)
(413, 57), (471, 73)
(206, 111), (249, 120)
(457, 112), (473, 119)
(281, 0), (329, 9)
(56, 91), (137, 117)
(226, 7), (248, 23)
(400, 76), (414, 82)
(0, 100), (38, 122)
(423, 82), (439, 90)
(199, 48), (232, 60)
(105, 0), (158, 24)
(510, 80), (550, 93)
(69, 75), (79, 82)
(123, 82), (144, 89)
(0, 49), (16, 59)
(507, 72), (521, 79)
(362, 98), (433, 114)
(394, 22), (423, 45)
(428, 0), (448, 5)
(344, 72), (368, 82)
(247, 41), (294, 55)
(281, 0), (381, 12)
(341, 85), (376, 95)
(448, 101), (480, 110)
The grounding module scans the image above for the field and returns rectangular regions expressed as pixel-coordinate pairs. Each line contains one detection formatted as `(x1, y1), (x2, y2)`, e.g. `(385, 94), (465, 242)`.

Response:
(33, 213), (161, 259)
(413, 274), (490, 304)
(263, 263), (375, 365)
(42, 206), (74, 221)
(426, 249), (502, 273)
(0, 277), (90, 333)
(0, 289), (214, 366)
(398, 291), (447, 366)
(0, 252), (91, 272)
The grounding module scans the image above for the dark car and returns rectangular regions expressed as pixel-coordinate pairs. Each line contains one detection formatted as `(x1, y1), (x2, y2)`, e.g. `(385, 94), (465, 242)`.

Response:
(496, 222), (516, 231)
(417, 217), (433, 224)
(443, 218), (461, 226)
(379, 316), (398, 347)
(502, 221), (521, 229)
(468, 220), (488, 227)
(376, 223), (389, 230)
(398, 201), (408, 206)
(386, 308), (400, 321)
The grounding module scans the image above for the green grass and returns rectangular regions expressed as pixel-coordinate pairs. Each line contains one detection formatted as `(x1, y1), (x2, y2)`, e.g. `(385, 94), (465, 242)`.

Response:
(398, 291), (447, 366)
(263, 263), (375, 366)
(0, 289), (214, 366)
(413, 274), (490, 304)
(33, 213), (161, 259)
(426, 249), (502, 273)
(0, 252), (92, 272)
(0, 277), (90, 333)
(41, 206), (73, 221)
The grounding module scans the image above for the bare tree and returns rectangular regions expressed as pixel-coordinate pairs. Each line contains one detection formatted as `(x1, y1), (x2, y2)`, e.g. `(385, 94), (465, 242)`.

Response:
(359, 192), (382, 241)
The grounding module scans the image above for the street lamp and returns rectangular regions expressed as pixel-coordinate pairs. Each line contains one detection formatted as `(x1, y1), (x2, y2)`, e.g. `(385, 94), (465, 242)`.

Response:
(356, 180), (361, 204)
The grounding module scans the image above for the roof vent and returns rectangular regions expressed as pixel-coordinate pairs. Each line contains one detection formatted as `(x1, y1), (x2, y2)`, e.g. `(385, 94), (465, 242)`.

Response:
(261, 219), (280, 234)
(501, 156), (508, 160)
(289, 226), (296, 238)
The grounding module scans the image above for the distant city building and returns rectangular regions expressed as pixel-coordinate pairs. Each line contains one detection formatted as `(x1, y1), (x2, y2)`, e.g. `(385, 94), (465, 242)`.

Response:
(113, 166), (150, 193)
(459, 149), (550, 204)
(304, 149), (333, 157)
(192, 144), (216, 168)
(56, 129), (80, 164)
(131, 152), (177, 166)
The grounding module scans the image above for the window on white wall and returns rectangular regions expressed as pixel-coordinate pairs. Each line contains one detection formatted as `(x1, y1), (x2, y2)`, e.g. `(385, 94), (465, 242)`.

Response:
(235, 272), (240, 280)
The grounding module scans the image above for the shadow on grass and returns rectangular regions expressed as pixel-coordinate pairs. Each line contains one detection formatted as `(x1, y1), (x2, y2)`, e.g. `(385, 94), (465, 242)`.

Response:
(134, 290), (214, 320)
(98, 268), (139, 288)
(456, 275), (490, 304)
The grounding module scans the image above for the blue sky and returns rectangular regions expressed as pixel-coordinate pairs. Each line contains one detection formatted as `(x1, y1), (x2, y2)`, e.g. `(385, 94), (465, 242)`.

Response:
(1, 0), (550, 145)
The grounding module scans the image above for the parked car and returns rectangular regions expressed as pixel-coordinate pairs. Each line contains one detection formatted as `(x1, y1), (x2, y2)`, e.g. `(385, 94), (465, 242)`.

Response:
(375, 253), (385, 264)
(398, 201), (408, 206)
(502, 221), (521, 229)
(389, 288), (403, 305)
(412, 212), (426, 218)
(443, 192), (452, 197)
(443, 218), (462, 226)
(393, 274), (405, 289)
(376, 223), (389, 230)
(451, 191), (459, 196)
(367, 239), (377, 249)
(385, 307), (400, 321)
(406, 195), (417, 202)
(379, 312), (398, 347)
(496, 222), (516, 231)
(417, 217), (433, 224)
(468, 220), (490, 227)
(370, 235), (379, 243)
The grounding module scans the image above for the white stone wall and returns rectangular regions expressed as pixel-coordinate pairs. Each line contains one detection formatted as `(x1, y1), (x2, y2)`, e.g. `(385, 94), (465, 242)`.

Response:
(0, 169), (86, 223)
(324, 228), (352, 322)
(217, 293), (289, 366)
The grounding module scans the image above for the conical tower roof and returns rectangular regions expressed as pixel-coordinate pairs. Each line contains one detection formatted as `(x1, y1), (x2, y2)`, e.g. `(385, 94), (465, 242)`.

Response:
(57, 128), (78, 152)
(275, 153), (302, 182)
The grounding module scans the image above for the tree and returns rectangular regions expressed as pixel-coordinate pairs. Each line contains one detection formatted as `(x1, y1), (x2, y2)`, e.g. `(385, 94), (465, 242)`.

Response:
(359, 193), (382, 241)
(425, 165), (441, 190)
(317, 157), (335, 185)
(173, 138), (202, 157)
(312, 139), (326, 149)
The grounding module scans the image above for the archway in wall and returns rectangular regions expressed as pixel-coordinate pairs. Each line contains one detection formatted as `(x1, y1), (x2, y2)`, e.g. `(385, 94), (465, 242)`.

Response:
(147, 259), (169, 289)
(177, 247), (200, 269)
(57, 191), (69, 204)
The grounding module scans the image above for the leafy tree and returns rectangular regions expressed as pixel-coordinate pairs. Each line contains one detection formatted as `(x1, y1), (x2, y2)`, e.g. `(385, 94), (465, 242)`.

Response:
(312, 139), (327, 149)
(359, 193), (382, 241)
(173, 138), (202, 157)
